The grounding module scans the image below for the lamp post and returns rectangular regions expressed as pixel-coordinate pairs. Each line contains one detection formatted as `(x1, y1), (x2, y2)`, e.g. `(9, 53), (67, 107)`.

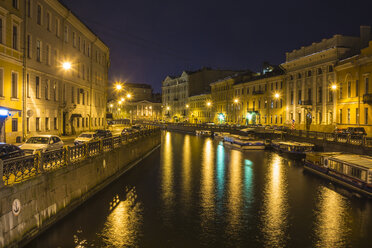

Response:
(61, 61), (72, 136)
(185, 104), (189, 122)
(233, 98), (239, 124)
(206, 101), (212, 123)
(330, 84), (338, 126)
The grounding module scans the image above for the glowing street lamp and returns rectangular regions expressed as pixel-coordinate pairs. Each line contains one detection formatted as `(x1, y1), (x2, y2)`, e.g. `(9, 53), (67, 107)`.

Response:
(166, 106), (170, 110)
(126, 93), (132, 99)
(62, 61), (71, 71)
(331, 84), (337, 90)
(206, 101), (212, 107)
(186, 104), (189, 108)
(274, 93), (280, 99)
(234, 98), (239, 103)
(115, 83), (123, 91)
(109, 104), (113, 108)
(121, 97), (125, 102)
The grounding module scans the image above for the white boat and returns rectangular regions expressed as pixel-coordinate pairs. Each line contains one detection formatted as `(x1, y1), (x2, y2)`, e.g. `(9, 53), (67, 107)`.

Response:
(304, 153), (372, 197)
(195, 130), (212, 136)
(223, 134), (265, 150)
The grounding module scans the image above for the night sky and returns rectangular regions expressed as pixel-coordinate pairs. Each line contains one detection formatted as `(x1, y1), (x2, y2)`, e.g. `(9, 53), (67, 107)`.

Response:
(61, 0), (372, 92)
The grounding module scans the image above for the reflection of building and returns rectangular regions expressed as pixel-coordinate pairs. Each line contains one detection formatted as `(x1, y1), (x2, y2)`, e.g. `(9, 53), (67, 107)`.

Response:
(281, 26), (370, 132)
(188, 94), (212, 123)
(24, 0), (109, 136)
(335, 39), (372, 134)
(0, 1), (23, 143)
(162, 67), (240, 122)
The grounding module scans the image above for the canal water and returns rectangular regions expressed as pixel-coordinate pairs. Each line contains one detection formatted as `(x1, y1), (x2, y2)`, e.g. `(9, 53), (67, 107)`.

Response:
(28, 131), (372, 248)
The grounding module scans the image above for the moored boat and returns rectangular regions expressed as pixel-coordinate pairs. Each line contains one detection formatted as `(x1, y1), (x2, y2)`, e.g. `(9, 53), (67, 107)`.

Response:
(304, 153), (372, 197)
(195, 130), (212, 136)
(223, 134), (265, 150)
(214, 132), (230, 140)
(271, 140), (314, 159)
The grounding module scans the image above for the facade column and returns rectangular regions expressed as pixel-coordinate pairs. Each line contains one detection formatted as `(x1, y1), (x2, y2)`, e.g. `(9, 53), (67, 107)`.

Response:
(322, 68), (327, 125)
(293, 79), (297, 124)
(301, 76), (305, 125)
(333, 71), (338, 125)
(312, 73), (316, 125)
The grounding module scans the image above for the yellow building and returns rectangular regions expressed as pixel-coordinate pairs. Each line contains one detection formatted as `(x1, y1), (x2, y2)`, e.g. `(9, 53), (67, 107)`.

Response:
(210, 71), (253, 123)
(0, 1), (23, 143)
(188, 94), (212, 123)
(335, 40), (372, 136)
(233, 65), (286, 125)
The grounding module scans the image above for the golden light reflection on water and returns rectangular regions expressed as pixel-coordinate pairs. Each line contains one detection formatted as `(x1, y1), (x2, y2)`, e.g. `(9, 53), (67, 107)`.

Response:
(261, 154), (288, 247)
(162, 132), (174, 211)
(201, 138), (215, 225)
(314, 187), (351, 248)
(226, 150), (243, 238)
(182, 135), (192, 206)
(99, 188), (143, 248)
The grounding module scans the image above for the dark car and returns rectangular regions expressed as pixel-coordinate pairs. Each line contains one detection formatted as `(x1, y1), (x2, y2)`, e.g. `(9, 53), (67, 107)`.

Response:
(95, 130), (112, 139)
(131, 124), (142, 130)
(0, 143), (25, 160)
(346, 127), (367, 136)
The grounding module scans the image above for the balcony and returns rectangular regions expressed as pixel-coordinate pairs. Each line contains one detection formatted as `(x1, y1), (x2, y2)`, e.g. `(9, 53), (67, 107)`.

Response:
(252, 90), (264, 95)
(300, 100), (312, 106)
(363, 93), (372, 104)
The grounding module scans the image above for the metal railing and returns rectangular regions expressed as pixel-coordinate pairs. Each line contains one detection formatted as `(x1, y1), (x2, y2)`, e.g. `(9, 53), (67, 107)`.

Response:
(0, 127), (161, 187)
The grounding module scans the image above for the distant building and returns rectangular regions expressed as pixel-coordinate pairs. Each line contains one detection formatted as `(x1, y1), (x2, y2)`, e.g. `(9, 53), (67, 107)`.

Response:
(123, 83), (153, 102)
(281, 25), (371, 132)
(187, 94), (212, 123)
(162, 67), (241, 122)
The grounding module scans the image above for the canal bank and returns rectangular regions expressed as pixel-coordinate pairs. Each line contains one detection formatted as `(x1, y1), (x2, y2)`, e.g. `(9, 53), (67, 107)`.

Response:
(0, 131), (161, 247)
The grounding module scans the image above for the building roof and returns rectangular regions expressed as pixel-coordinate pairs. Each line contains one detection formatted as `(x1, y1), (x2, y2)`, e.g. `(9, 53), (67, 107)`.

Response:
(125, 83), (152, 89)
(330, 154), (372, 170)
(234, 65), (284, 85)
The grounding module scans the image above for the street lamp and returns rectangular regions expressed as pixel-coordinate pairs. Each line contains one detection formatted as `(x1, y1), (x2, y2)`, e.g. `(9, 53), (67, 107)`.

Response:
(115, 83), (123, 91)
(233, 98), (239, 123)
(331, 84), (337, 91)
(62, 61), (72, 71)
(126, 93), (132, 99)
(206, 101), (212, 122)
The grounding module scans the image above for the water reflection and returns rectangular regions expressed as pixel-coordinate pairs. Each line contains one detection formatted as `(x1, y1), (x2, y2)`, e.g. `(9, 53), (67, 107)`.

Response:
(261, 154), (289, 247)
(216, 142), (225, 204)
(313, 187), (352, 248)
(99, 188), (143, 247)
(226, 150), (243, 239)
(200, 138), (215, 234)
(161, 132), (174, 217)
(244, 159), (253, 203)
(181, 135), (192, 207)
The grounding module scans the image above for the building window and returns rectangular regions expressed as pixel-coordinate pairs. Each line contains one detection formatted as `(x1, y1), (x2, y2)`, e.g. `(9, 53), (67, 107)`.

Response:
(71, 86), (74, 103)
(77, 88), (80, 104)
(72, 32), (76, 47)
(11, 72), (18, 98)
(46, 44), (50, 65)
(27, 34), (32, 58)
(356, 80), (359, 97)
(298, 90), (302, 104)
(307, 70), (312, 77)
(12, 118), (18, 132)
(45, 117), (49, 131)
(317, 68), (322, 74)
(53, 82), (57, 101)
(0, 68), (3, 97)
(36, 117), (40, 131)
(347, 108), (350, 124)
(55, 18), (60, 37)
(12, 25), (18, 50)
(318, 87), (322, 103)
(290, 91), (293, 105)
(78, 36), (81, 51)
(339, 84), (343, 99)
(77, 118), (80, 128)
(54, 117), (57, 130)
(27, 0), (32, 17)
(37, 4), (42, 25)
(329, 88), (333, 102)
(356, 108), (359, 124)
(339, 109), (343, 124)
(45, 80), (49, 100)
(365, 108), (368, 125)
(46, 12), (51, 31)
(36, 76), (40, 98)
(328, 65), (333, 72)
(36, 40), (41, 62)
(365, 78), (369, 94)
(64, 25), (68, 42)
(12, 0), (19, 9)
(348, 81), (351, 98)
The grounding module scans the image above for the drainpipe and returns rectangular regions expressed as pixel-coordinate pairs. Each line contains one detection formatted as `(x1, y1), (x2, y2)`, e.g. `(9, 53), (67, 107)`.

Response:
(22, 0), (27, 141)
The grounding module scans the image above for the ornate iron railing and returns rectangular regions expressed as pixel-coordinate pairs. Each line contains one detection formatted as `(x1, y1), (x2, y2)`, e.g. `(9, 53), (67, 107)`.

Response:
(0, 127), (161, 187)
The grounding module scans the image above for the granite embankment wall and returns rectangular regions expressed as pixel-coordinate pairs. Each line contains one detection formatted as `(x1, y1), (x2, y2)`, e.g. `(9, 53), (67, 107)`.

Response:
(0, 133), (161, 247)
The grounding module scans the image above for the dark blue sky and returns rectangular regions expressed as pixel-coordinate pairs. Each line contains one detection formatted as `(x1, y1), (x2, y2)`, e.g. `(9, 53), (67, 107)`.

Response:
(61, 0), (372, 92)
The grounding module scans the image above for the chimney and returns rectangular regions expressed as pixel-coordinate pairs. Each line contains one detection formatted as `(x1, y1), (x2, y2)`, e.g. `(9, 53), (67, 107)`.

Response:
(360, 25), (371, 48)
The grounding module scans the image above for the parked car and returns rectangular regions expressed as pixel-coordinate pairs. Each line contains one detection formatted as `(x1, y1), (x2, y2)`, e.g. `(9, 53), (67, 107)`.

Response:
(346, 127), (367, 136)
(0, 143), (25, 160)
(121, 128), (135, 135)
(74, 132), (99, 145)
(20, 135), (64, 155)
(334, 128), (348, 135)
(95, 130), (112, 139)
(131, 124), (143, 130)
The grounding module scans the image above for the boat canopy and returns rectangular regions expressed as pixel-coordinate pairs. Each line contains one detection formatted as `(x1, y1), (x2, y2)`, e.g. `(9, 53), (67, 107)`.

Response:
(330, 155), (372, 170)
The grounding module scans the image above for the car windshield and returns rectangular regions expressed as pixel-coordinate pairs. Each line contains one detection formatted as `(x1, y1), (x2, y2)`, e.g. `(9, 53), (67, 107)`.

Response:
(79, 134), (93, 138)
(26, 137), (50, 144)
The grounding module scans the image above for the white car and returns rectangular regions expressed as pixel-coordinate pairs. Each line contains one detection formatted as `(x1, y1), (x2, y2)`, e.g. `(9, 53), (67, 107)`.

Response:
(20, 135), (64, 155)
(74, 132), (99, 145)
